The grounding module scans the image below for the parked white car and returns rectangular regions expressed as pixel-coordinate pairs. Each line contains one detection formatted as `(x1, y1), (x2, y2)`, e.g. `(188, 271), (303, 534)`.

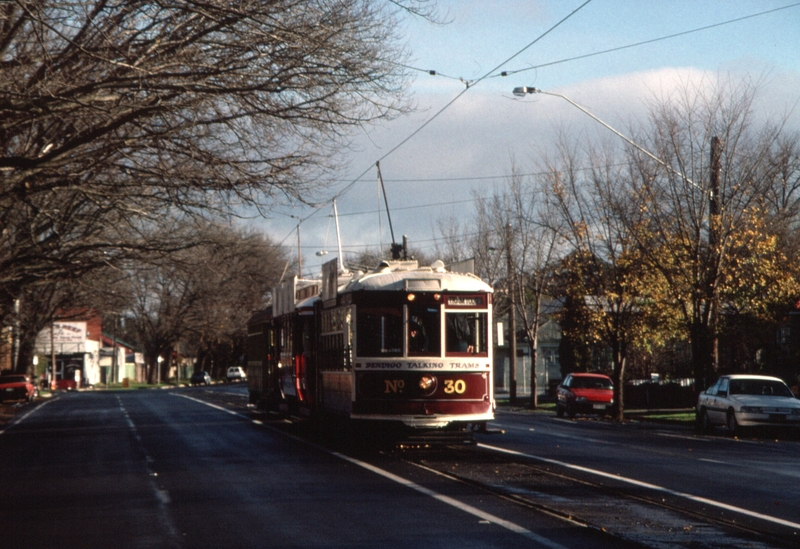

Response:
(226, 366), (246, 382)
(697, 375), (800, 434)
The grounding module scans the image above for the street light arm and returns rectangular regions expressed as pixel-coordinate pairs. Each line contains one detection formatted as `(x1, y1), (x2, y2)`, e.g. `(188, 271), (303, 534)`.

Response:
(513, 87), (700, 190)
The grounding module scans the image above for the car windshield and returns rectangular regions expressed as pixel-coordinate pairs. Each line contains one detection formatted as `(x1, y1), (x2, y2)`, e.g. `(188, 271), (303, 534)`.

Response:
(571, 377), (612, 389)
(728, 379), (793, 397)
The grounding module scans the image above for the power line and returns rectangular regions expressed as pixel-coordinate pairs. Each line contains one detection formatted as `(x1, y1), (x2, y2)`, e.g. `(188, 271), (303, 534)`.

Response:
(398, 3), (800, 82)
(277, 0), (594, 247)
(277, 1), (800, 249)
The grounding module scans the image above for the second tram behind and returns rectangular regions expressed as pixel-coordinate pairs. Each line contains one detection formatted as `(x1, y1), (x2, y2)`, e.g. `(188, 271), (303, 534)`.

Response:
(247, 258), (494, 439)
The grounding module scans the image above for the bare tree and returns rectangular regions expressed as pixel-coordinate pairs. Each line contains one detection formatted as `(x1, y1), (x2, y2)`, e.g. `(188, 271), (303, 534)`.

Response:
(127, 221), (286, 382)
(470, 161), (565, 408)
(432, 215), (472, 265)
(0, 0), (428, 324)
(470, 191), (506, 285)
(515, 175), (565, 409)
(184, 225), (286, 376)
(542, 135), (650, 420)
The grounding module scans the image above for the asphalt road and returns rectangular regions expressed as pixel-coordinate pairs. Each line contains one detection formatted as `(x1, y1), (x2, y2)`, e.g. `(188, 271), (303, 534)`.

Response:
(471, 409), (800, 547)
(0, 389), (625, 549)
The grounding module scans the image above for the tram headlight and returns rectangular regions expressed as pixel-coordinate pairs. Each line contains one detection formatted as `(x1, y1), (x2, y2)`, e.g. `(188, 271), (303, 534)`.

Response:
(419, 374), (437, 395)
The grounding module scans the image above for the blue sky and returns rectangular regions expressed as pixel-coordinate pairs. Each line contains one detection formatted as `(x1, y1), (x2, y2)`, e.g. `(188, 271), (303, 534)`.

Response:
(255, 0), (800, 276)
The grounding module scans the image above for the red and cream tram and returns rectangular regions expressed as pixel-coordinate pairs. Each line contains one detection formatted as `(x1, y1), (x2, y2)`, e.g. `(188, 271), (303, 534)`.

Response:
(247, 258), (494, 440)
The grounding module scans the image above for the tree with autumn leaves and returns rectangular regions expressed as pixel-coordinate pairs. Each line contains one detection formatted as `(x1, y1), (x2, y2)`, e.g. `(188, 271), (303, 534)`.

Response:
(513, 77), (800, 418)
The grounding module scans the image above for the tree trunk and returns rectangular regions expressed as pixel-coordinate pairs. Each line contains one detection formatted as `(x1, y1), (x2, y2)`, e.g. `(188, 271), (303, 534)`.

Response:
(691, 319), (715, 398)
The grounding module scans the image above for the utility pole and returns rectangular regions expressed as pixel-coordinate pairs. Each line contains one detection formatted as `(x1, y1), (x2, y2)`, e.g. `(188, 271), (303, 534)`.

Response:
(709, 136), (722, 375)
(506, 223), (517, 405)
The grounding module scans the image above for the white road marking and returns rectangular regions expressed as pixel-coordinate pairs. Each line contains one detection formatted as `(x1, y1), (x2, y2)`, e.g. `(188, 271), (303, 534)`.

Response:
(656, 431), (761, 445)
(116, 396), (182, 544)
(181, 392), (571, 548)
(490, 422), (609, 444)
(478, 442), (800, 531)
(655, 432), (705, 442)
(332, 451), (572, 549)
(173, 392), (250, 419)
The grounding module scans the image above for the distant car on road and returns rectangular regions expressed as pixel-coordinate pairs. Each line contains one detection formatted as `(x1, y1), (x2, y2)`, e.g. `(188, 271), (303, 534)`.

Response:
(0, 374), (38, 403)
(697, 374), (800, 434)
(556, 373), (614, 418)
(226, 367), (246, 382)
(190, 371), (211, 386)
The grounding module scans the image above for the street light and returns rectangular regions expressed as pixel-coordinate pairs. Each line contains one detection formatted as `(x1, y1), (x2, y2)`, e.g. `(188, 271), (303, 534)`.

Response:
(512, 86), (700, 190)
(514, 85), (723, 384)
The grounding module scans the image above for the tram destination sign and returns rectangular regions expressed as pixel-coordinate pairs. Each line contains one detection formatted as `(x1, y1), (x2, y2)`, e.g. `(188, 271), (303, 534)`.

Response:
(356, 360), (486, 371)
(445, 295), (485, 307)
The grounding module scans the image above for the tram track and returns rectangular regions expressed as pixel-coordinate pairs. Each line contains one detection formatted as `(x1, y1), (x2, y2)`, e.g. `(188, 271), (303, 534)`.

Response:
(390, 441), (798, 549)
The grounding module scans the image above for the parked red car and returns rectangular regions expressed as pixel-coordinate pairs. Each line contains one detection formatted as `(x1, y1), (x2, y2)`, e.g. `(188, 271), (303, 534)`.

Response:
(0, 374), (39, 403)
(556, 373), (613, 418)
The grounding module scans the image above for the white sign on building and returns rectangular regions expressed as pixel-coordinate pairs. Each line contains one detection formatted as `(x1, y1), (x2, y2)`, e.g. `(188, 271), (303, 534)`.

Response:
(35, 322), (88, 353)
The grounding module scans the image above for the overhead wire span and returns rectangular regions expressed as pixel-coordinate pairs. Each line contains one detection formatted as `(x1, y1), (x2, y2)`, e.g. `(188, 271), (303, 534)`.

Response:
(493, 1), (800, 79)
(277, 1), (800, 250)
(277, 0), (595, 247)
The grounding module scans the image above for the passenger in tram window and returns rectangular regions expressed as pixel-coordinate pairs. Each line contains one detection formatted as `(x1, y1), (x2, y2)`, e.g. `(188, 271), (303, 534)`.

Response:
(408, 321), (428, 352)
(407, 307), (440, 356)
(446, 314), (474, 353)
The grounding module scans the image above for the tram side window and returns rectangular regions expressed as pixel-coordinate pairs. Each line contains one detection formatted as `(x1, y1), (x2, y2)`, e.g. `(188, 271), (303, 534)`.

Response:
(356, 308), (402, 357)
(445, 311), (488, 355)
(408, 305), (441, 356)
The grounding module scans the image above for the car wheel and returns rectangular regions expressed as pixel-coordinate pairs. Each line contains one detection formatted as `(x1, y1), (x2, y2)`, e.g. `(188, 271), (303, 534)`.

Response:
(556, 404), (564, 418)
(726, 409), (740, 435)
(566, 403), (576, 419)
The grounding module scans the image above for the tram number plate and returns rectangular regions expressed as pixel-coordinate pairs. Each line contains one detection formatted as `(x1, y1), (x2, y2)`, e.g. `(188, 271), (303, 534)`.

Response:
(443, 379), (467, 394)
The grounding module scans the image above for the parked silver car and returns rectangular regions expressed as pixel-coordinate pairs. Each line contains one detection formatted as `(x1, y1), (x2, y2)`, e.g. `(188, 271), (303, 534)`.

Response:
(697, 375), (800, 434)
(226, 366), (246, 382)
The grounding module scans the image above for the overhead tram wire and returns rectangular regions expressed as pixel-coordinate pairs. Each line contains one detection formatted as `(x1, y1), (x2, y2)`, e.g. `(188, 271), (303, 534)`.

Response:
(336, 0), (594, 196)
(277, 1), (800, 250)
(490, 1), (800, 79)
(395, 4), (800, 92)
(276, 0), (594, 248)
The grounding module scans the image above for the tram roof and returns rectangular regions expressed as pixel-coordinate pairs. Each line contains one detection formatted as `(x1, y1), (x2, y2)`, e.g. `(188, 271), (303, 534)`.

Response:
(344, 261), (492, 294)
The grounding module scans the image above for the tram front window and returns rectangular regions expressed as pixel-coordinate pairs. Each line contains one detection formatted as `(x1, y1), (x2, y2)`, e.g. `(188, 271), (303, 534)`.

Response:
(446, 311), (488, 355)
(408, 305), (441, 357)
(356, 309), (402, 357)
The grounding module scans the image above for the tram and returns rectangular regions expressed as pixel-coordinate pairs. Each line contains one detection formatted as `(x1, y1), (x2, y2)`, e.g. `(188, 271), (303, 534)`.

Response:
(247, 257), (494, 441)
